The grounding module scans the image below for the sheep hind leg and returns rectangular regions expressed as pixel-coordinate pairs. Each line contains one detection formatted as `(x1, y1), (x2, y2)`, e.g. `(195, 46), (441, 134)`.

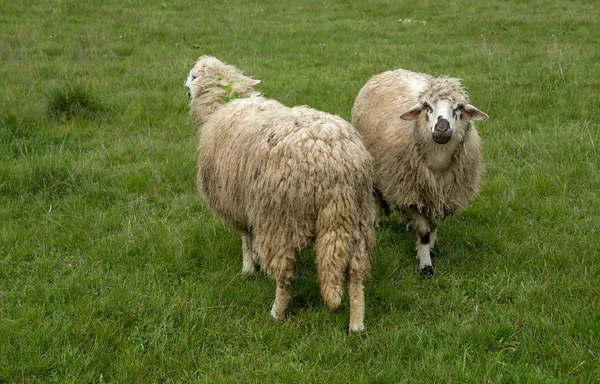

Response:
(270, 278), (293, 321)
(373, 189), (391, 228)
(428, 226), (439, 259)
(348, 223), (372, 333)
(429, 227), (438, 250)
(241, 233), (256, 275)
(266, 248), (297, 321)
(348, 273), (365, 333)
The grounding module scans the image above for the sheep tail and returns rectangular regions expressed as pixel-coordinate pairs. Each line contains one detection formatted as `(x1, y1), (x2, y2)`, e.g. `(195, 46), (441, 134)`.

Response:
(315, 199), (355, 310)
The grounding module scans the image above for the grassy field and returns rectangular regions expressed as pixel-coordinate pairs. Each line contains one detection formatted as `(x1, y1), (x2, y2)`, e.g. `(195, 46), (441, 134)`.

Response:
(1, 0), (599, 382)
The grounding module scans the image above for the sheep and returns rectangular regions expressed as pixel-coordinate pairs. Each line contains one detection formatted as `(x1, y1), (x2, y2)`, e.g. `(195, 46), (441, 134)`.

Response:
(351, 68), (488, 277)
(185, 56), (375, 332)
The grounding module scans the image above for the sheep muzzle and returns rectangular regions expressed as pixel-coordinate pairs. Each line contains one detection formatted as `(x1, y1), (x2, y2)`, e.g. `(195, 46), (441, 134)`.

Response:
(432, 118), (452, 144)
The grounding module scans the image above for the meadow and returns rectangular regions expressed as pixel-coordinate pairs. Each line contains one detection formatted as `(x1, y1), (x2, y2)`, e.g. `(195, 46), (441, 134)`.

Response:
(1, 0), (599, 382)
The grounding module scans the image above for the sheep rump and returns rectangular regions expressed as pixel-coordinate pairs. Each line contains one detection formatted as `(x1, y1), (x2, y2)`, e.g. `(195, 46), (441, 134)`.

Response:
(352, 68), (487, 276)
(186, 56), (375, 332)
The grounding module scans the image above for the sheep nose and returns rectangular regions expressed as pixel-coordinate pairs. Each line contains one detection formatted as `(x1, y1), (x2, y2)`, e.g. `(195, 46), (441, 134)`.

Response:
(435, 117), (450, 132)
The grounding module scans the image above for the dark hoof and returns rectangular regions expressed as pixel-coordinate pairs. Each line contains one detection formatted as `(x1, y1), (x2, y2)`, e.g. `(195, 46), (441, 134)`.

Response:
(420, 265), (434, 278)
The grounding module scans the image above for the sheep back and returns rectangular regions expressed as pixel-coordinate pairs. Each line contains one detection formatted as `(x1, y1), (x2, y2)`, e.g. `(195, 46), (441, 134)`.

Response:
(196, 94), (374, 251)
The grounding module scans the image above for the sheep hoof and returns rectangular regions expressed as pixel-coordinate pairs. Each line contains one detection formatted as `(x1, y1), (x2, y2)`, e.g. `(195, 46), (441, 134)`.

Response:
(349, 323), (365, 333)
(420, 265), (434, 278)
(270, 308), (285, 322)
(242, 266), (256, 276)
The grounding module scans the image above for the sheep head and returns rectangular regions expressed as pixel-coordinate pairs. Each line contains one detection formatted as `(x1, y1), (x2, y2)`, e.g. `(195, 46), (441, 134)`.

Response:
(400, 77), (487, 145)
(184, 56), (261, 101)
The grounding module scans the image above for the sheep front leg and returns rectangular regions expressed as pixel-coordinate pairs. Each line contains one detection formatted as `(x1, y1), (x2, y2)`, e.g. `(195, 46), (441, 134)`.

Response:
(241, 233), (255, 275)
(413, 215), (434, 277)
(417, 232), (434, 277)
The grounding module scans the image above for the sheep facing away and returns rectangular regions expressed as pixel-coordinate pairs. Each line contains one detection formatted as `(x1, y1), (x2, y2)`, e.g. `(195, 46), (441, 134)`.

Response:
(185, 56), (375, 332)
(352, 68), (488, 277)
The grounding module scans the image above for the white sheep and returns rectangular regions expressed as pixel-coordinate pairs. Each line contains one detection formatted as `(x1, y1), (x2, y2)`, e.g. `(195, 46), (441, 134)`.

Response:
(185, 56), (375, 332)
(352, 68), (488, 276)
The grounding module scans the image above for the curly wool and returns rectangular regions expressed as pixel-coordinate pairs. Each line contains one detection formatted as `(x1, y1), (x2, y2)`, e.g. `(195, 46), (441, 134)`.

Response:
(187, 56), (375, 331)
(419, 76), (469, 106)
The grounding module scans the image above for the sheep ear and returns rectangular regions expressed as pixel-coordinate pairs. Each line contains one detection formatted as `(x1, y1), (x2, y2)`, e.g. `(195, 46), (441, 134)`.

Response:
(250, 79), (261, 86)
(400, 103), (423, 121)
(464, 104), (488, 121)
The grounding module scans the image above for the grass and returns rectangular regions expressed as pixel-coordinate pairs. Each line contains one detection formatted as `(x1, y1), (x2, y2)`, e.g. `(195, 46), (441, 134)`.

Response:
(1, 0), (599, 382)
(44, 81), (105, 122)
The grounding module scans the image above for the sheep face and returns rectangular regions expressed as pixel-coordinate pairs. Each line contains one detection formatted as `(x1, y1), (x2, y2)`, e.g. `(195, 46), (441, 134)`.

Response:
(184, 70), (198, 99)
(400, 99), (487, 145)
(184, 56), (261, 100)
(184, 57), (221, 100)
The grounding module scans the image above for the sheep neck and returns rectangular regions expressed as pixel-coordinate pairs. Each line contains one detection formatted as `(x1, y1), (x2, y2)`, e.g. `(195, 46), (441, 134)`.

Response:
(191, 86), (245, 127)
(423, 143), (458, 171)
(216, 79), (243, 104)
(418, 124), (472, 172)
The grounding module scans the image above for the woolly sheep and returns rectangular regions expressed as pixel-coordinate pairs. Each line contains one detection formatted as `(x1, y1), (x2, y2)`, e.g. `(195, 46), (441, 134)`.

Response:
(185, 56), (375, 332)
(352, 68), (488, 277)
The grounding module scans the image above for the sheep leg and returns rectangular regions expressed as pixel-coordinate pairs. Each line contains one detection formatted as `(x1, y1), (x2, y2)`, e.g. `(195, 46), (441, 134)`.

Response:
(267, 248), (297, 321)
(428, 226), (439, 260)
(348, 222), (372, 333)
(373, 189), (391, 227)
(417, 233), (434, 277)
(270, 279), (293, 321)
(413, 215), (434, 277)
(429, 227), (438, 250)
(251, 237), (261, 267)
(241, 233), (256, 275)
(348, 274), (365, 333)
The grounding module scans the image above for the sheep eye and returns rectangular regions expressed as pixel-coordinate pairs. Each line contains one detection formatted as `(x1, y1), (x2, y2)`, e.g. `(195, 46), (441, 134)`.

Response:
(453, 104), (464, 118)
(423, 103), (433, 113)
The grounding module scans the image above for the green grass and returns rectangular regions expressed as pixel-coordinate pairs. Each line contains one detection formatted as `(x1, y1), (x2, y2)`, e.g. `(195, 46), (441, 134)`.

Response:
(1, 0), (599, 382)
